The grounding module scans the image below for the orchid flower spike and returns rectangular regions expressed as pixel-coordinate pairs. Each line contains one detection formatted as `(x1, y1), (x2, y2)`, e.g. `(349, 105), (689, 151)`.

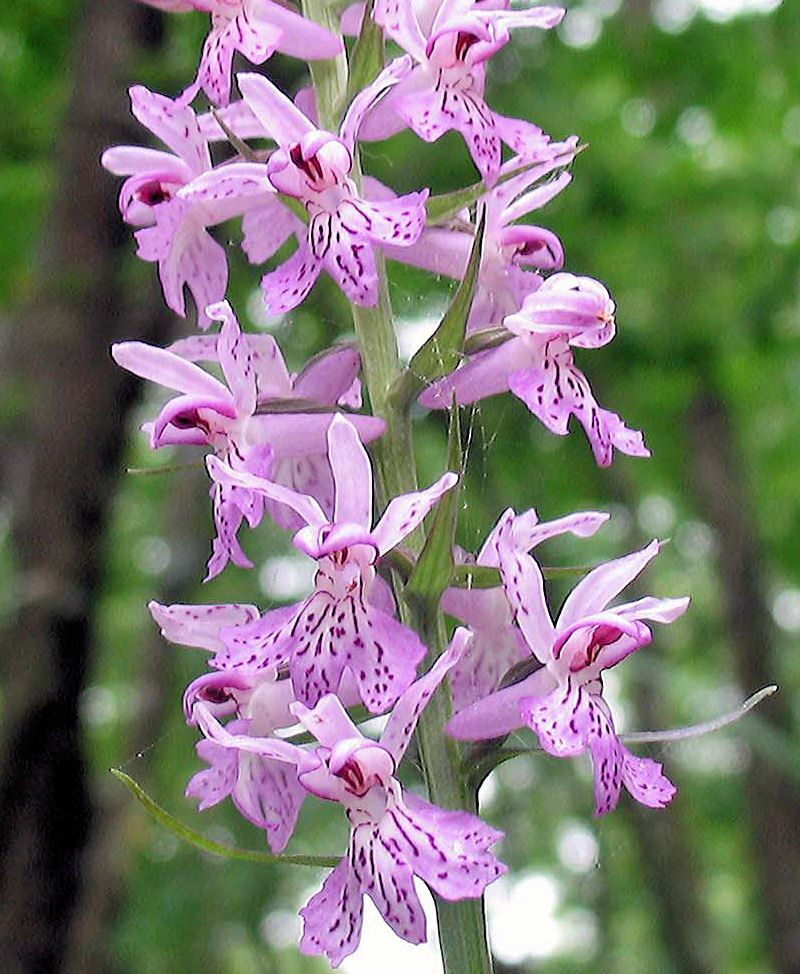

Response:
(206, 415), (458, 712)
(449, 509), (690, 815)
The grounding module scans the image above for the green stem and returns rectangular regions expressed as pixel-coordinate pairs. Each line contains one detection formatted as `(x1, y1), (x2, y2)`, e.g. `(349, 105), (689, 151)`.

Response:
(299, 5), (493, 970)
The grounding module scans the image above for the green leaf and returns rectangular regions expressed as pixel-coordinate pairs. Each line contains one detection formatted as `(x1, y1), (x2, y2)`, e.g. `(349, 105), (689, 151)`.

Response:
(425, 179), (485, 225)
(405, 401), (461, 610)
(451, 564), (502, 589)
(390, 208), (486, 411)
(346, 0), (384, 102)
(110, 768), (339, 868)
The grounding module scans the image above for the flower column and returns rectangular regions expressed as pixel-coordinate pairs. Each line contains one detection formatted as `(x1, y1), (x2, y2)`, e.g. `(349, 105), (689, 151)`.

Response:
(300, 3), (495, 970)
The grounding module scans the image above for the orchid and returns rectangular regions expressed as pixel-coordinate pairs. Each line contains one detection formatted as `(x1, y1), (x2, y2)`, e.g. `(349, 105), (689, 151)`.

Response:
(420, 273), (650, 466)
(190, 629), (505, 965)
(449, 509), (690, 815)
(363, 0), (564, 185)
(444, 507), (609, 711)
(206, 414), (458, 711)
(101, 87), (262, 330)
(112, 301), (385, 577)
(182, 60), (429, 314)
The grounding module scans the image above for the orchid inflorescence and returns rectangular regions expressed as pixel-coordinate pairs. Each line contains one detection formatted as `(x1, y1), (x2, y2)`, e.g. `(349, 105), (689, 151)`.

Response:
(107, 0), (698, 968)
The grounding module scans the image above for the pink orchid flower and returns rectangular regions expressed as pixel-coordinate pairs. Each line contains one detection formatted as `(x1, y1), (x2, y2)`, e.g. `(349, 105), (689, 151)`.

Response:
(449, 509), (690, 816)
(379, 147), (578, 326)
(112, 301), (385, 578)
(102, 87), (274, 329)
(362, 0), (564, 185)
(420, 272), (650, 466)
(136, 0), (344, 107)
(444, 507), (609, 711)
(206, 414), (458, 711)
(186, 629), (506, 965)
(219, 60), (429, 313)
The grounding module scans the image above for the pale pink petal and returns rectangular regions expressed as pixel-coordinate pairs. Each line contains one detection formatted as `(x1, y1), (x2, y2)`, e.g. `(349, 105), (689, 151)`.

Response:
(557, 540), (661, 629)
(196, 11), (282, 106)
(206, 487), (253, 580)
(129, 85), (210, 173)
(328, 415), (373, 528)
(207, 455), (328, 527)
(340, 55), (416, 151)
(111, 340), (231, 399)
(373, 0), (427, 58)
(380, 626), (469, 762)
(233, 750), (307, 851)
(291, 693), (362, 748)
(293, 346), (361, 405)
(186, 737), (238, 809)
(149, 600), (259, 652)
(371, 471), (458, 554)
(214, 602), (301, 670)
(238, 70), (316, 145)
(253, 0), (344, 61)
(389, 791), (506, 898)
(242, 197), (302, 265)
(208, 301), (258, 416)
(496, 514), (555, 662)
(261, 242), (322, 314)
(300, 859), (364, 967)
(418, 337), (527, 409)
(446, 666), (555, 740)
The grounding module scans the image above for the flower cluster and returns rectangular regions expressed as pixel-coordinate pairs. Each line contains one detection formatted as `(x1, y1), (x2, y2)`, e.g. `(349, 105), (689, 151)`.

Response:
(108, 0), (691, 967)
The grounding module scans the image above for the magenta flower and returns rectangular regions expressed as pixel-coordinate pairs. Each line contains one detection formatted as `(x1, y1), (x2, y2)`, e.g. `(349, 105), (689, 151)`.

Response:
(101, 87), (265, 330)
(228, 61), (428, 312)
(293, 631), (506, 965)
(206, 414), (458, 711)
(420, 272), (650, 466)
(185, 630), (505, 963)
(112, 301), (385, 578)
(137, 0), (344, 107)
(444, 507), (609, 711)
(449, 510), (690, 815)
(364, 0), (564, 185)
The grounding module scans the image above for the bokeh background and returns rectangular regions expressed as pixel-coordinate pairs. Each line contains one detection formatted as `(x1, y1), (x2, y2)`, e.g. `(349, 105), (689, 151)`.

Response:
(1, 0), (799, 971)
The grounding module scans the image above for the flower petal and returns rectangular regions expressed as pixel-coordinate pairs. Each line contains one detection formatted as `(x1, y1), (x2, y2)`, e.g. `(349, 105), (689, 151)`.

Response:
(328, 415), (373, 528)
(371, 471), (458, 554)
(300, 858), (364, 967)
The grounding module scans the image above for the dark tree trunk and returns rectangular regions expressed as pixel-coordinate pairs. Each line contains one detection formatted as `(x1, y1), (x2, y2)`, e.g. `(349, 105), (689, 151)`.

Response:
(0, 2), (172, 971)
(689, 390), (800, 973)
